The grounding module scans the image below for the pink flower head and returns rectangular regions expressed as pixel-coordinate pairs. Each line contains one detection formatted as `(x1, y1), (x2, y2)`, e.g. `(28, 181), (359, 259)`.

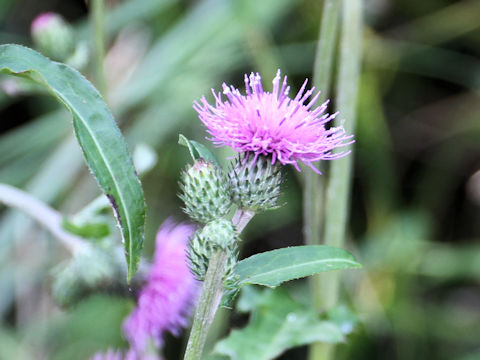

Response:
(31, 12), (58, 34)
(123, 220), (199, 351)
(194, 70), (354, 173)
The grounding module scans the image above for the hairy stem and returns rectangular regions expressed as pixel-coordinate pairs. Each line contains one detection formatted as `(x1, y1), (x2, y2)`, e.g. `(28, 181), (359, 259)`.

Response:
(232, 208), (255, 232)
(0, 183), (86, 253)
(184, 249), (228, 360)
(91, 0), (107, 96)
(183, 208), (255, 360)
(315, 0), (363, 359)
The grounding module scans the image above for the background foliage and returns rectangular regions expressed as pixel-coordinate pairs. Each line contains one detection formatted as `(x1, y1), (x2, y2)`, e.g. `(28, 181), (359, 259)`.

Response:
(0, 0), (479, 359)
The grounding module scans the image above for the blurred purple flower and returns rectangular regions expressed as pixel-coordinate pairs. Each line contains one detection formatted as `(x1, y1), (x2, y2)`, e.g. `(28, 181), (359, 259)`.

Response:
(194, 70), (354, 173)
(123, 220), (199, 351)
(31, 12), (57, 33)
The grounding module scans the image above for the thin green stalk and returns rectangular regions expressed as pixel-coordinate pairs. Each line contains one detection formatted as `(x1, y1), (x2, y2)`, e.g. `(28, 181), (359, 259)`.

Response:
(184, 249), (228, 360)
(91, 0), (107, 96)
(304, 0), (341, 317)
(306, 1), (340, 357)
(232, 208), (255, 233)
(312, 0), (340, 103)
(315, 0), (363, 359)
(183, 209), (255, 360)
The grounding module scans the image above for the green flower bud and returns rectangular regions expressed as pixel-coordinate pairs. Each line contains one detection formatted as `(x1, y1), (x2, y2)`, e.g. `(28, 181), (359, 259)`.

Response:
(229, 153), (283, 212)
(31, 13), (75, 62)
(187, 218), (237, 281)
(179, 159), (232, 224)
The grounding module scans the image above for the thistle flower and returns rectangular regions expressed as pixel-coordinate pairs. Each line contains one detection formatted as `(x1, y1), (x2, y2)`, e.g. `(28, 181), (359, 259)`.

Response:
(31, 12), (75, 62)
(31, 13), (57, 32)
(229, 153), (282, 211)
(123, 220), (199, 351)
(194, 70), (354, 173)
(179, 159), (232, 224)
(187, 218), (238, 281)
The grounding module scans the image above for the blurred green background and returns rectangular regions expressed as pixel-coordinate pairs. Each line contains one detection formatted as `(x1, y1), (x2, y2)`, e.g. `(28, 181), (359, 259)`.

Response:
(1, 0), (479, 359)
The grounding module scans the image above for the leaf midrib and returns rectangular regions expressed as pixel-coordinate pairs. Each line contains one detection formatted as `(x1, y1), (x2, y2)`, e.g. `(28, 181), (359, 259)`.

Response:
(74, 109), (134, 260)
(49, 70), (135, 266)
(241, 257), (360, 284)
(1, 47), (137, 273)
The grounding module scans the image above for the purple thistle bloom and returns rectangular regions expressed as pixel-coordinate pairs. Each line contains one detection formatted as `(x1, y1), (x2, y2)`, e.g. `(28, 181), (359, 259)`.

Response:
(194, 70), (354, 173)
(123, 220), (199, 352)
(31, 12), (57, 33)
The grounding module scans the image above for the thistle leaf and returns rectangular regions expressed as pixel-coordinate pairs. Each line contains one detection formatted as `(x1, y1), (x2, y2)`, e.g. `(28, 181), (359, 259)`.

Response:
(0, 44), (145, 281)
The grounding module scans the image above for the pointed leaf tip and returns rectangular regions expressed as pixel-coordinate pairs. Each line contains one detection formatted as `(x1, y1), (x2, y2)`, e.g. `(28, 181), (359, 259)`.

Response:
(0, 44), (146, 280)
(234, 245), (361, 288)
(178, 134), (221, 167)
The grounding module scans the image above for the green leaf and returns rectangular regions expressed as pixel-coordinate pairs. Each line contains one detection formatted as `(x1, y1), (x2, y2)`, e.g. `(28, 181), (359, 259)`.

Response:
(61, 218), (110, 239)
(235, 245), (361, 287)
(214, 287), (344, 360)
(178, 134), (220, 167)
(0, 44), (145, 281)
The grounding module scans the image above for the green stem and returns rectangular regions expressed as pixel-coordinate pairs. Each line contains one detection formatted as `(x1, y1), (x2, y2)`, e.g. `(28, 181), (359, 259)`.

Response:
(315, 0), (363, 359)
(232, 208), (255, 232)
(91, 0), (107, 96)
(184, 249), (228, 360)
(183, 209), (255, 360)
(312, 0), (340, 103)
(305, 0), (341, 310)
(306, 3), (341, 359)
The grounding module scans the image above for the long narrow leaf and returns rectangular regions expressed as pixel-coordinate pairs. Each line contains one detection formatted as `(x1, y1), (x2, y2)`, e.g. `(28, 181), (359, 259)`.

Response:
(235, 245), (361, 288)
(0, 44), (145, 281)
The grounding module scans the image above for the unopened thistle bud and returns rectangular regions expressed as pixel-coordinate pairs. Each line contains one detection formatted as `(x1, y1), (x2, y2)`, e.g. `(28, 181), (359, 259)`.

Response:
(31, 12), (75, 62)
(187, 218), (237, 281)
(229, 153), (283, 212)
(179, 159), (232, 224)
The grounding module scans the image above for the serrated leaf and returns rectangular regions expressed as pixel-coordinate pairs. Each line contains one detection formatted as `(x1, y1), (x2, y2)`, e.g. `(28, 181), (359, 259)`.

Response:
(235, 245), (361, 287)
(0, 44), (145, 281)
(214, 287), (344, 360)
(178, 134), (221, 167)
